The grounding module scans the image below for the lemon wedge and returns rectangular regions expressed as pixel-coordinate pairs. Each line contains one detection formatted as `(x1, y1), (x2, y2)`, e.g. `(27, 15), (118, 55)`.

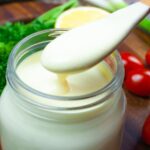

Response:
(55, 6), (109, 28)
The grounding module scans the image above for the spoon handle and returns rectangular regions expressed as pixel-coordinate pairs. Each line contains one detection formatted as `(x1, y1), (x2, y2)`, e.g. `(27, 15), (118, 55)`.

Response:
(141, 0), (150, 6)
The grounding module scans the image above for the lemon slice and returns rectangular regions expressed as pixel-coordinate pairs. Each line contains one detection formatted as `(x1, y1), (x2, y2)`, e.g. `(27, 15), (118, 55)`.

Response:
(55, 6), (109, 28)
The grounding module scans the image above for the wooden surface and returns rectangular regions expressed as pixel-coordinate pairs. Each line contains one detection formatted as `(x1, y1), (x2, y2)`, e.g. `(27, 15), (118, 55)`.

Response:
(141, 0), (150, 6)
(0, 1), (150, 150)
(118, 31), (150, 150)
(0, 1), (59, 24)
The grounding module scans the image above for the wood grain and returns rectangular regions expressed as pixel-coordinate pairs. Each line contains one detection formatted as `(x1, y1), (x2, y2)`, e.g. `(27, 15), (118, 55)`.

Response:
(0, 1), (59, 24)
(0, 1), (150, 150)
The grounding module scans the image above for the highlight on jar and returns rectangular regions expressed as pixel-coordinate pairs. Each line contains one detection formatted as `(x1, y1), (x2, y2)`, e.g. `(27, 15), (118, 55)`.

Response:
(0, 0), (150, 150)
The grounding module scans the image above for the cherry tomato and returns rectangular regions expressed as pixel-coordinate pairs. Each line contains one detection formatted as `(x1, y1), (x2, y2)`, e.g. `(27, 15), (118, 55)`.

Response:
(142, 115), (150, 145)
(120, 52), (144, 77)
(124, 68), (150, 97)
(146, 50), (150, 66)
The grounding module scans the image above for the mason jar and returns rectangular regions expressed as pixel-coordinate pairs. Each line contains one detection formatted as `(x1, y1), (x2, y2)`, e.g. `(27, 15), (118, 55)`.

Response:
(0, 29), (126, 150)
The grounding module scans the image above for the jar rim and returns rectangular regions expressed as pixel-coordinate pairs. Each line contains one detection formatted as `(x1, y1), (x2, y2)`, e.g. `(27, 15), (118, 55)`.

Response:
(7, 29), (124, 109)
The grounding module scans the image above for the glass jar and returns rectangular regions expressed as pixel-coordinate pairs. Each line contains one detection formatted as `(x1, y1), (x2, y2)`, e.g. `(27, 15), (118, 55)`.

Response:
(0, 29), (126, 150)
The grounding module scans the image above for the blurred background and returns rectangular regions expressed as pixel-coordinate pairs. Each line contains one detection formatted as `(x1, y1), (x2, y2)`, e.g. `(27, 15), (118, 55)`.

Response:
(1, 0), (149, 33)
(0, 0), (141, 4)
(0, 0), (140, 3)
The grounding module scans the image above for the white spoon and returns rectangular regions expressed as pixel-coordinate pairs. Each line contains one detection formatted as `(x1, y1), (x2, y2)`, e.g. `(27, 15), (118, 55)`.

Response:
(41, 1), (150, 73)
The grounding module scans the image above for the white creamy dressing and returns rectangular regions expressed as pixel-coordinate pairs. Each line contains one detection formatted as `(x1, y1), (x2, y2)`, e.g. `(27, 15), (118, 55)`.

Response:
(17, 51), (113, 97)
(41, 2), (149, 73)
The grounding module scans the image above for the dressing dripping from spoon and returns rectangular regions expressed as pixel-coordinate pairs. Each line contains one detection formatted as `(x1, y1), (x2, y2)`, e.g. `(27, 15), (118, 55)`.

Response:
(41, 1), (150, 94)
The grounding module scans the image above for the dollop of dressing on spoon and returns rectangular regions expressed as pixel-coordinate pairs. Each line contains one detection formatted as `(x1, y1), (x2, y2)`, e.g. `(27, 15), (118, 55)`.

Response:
(40, 2), (149, 93)
(41, 2), (149, 74)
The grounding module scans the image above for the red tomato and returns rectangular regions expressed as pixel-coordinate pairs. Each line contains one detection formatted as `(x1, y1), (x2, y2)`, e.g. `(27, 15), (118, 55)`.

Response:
(120, 52), (144, 77)
(146, 50), (150, 66)
(125, 68), (150, 97)
(142, 115), (150, 145)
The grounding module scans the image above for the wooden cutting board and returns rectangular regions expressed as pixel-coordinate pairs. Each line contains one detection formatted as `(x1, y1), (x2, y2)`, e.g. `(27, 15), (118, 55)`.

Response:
(0, 1), (150, 150)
